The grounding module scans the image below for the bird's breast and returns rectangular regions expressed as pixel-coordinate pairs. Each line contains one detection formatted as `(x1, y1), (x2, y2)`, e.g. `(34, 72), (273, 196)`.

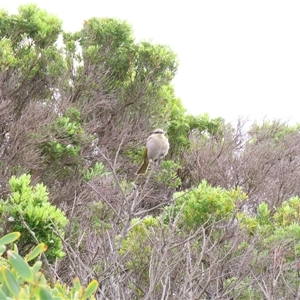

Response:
(146, 136), (169, 160)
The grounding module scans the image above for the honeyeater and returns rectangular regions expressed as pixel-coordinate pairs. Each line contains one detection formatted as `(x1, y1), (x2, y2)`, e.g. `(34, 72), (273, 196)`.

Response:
(136, 128), (169, 175)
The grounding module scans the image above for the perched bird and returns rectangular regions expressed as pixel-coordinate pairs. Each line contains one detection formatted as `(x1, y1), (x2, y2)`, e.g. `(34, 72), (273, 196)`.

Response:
(136, 128), (169, 175)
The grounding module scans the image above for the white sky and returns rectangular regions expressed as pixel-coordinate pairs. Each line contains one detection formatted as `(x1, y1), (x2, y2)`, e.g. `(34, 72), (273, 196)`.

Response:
(2, 1), (300, 124)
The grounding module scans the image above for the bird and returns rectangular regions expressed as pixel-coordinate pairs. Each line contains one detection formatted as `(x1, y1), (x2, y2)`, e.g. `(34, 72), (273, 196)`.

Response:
(136, 128), (169, 175)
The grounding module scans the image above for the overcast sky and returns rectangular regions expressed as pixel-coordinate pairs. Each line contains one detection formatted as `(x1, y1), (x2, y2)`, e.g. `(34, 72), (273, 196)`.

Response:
(2, 1), (300, 124)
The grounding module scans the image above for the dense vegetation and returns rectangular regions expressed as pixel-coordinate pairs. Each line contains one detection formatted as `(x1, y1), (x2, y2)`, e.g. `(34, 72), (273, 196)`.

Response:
(1, 4), (300, 299)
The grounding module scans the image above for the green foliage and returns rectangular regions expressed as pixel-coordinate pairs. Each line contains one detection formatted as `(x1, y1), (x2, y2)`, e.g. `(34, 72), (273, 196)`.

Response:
(0, 4), (62, 47)
(167, 119), (191, 155)
(165, 180), (246, 231)
(89, 201), (113, 232)
(238, 202), (276, 236)
(0, 38), (17, 70)
(133, 41), (178, 85)
(274, 196), (300, 227)
(117, 216), (163, 295)
(256, 202), (271, 223)
(153, 85), (182, 122)
(40, 108), (89, 176)
(119, 216), (160, 279)
(248, 119), (300, 144)
(80, 17), (178, 92)
(239, 197), (300, 236)
(0, 4), (65, 115)
(239, 198), (300, 272)
(80, 17), (134, 86)
(237, 213), (259, 236)
(0, 232), (98, 299)
(0, 4), (63, 68)
(153, 160), (181, 189)
(223, 276), (261, 299)
(0, 174), (68, 262)
(266, 198), (300, 260)
(167, 113), (224, 158)
(83, 162), (110, 182)
(78, 16), (179, 130)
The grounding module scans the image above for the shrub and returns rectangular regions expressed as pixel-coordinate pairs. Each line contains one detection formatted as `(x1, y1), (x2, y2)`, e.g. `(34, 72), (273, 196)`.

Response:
(164, 180), (246, 231)
(0, 174), (68, 262)
(0, 231), (98, 299)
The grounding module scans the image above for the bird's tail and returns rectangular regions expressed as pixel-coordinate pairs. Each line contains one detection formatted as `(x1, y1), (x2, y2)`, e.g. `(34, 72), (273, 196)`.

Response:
(136, 157), (149, 175)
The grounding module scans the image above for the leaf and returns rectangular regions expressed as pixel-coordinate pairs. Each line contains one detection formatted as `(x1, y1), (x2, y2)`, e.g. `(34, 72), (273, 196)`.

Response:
(73, 277), (81, 291)
(13, 243), (18, 254)
(73, 290), (79, 300)
(83, 280), (99, 299)
(37, 285), (53, 300)
(7, 250), (34, 282)
(54, 282), (65, 295)
(0, 288), (7, 299)
(0, 232), (21, 246)
(18, 286), (30, 299)
(32, 261), (42, 273)
(0, 245), (6, 255)
(25, 243), (48, 262)
(1, 266), (20, 297)
(35, 272), (47, 285)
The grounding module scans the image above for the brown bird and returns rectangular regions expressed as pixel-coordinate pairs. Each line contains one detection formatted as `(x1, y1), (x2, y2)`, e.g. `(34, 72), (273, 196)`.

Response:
(136, 128), (169, 175)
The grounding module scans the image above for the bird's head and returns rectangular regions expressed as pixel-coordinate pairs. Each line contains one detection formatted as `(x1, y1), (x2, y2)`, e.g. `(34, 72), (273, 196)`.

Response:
(153, 128), (165, 135)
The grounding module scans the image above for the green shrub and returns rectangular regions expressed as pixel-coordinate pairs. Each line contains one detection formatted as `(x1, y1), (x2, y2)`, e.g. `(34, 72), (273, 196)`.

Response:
(83, 162), (110, 182)
(153, 160), (181, 188)
(118, 216), (160, 290)
(164, 180), (246, 231)
(0, 232), (98, 299)
(0, 174), (68, 262)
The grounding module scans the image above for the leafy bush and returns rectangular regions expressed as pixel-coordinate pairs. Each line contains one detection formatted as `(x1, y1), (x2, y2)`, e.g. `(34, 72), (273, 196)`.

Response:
(164, 180), (246, 231)
(83, 162), (110, 182)
(238, 199), (300, 288)
(274, 196), (300, 227)
(41, 108), (87, 162)
(153, 160), (181, 188)
(0, 232), (98, 299)
(0, 174), (68, 262)
(118, 216), (160, 290)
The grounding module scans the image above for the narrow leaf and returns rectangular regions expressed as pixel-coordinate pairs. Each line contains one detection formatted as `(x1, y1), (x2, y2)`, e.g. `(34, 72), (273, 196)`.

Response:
(7, 250), (34, 282)
(0, 245), (6, 255)
(0, 232), (20, 246)
(13, 243), (18, 253)
(37, 285), (53, 300)
(0, 288), (7, 298)
(18, 286), (30, 299)
(83, 280), (99, 299)
(2, 267), (20, 297)
(73, 290), (79, 300)
(32, 261), (42, 273)
(25, 243), (47, 262)
(73, 277), (81, 291)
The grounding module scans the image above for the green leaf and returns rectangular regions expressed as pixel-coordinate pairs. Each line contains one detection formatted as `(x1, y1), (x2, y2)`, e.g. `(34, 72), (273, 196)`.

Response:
(0, 232), (21, 246)
(7, 250), (34, 282)
(73, 277), (81, 292)
(0, 245), (6, 255)
(32, 261), (42, 273)
(54, 282), (65, 295)
(1, 266), (20, 297)
(25, 243), (47, 262)
(35, 272), (47, 285)
(13, 244), (18, 254)
(0, 288), (7, 299)
(19, 286), (30, 299)
(83, 280), (99, 299)
(73, 291), (79, 300)
(37, 285), (53, 300)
